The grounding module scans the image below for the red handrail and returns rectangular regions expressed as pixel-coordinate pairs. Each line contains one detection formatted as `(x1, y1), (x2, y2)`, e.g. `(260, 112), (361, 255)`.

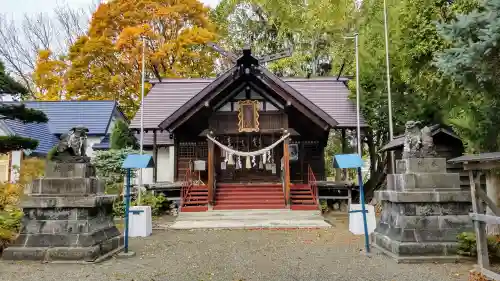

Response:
(307, 165), (318, 204)
(180, 166), (193, 210)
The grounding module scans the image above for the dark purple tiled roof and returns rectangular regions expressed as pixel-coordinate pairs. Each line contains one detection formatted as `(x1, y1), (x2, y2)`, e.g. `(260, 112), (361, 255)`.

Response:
(130, 77), (367, 144)
(131, 81), (210, 130)
(135, 131), (173, 146)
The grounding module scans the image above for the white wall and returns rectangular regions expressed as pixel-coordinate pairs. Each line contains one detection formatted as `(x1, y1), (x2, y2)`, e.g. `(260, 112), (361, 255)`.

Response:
(86, 136), (102, 158)
(0, 123), (20, 182)
(107, 116), (117, 135)
(10, 151), (22, 182)
(134, 146), (175, 185)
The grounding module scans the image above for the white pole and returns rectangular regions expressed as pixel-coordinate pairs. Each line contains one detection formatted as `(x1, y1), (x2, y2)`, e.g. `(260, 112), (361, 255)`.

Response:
(354, 33), (361, 156)
(343, 34), (362, 156)
(383, 0), (395, 173)
(140, 37), (145, 155)
(138, 37), (146, 204)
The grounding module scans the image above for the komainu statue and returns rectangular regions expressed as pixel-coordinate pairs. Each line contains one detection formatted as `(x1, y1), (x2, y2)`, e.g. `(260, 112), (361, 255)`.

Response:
(402, 121), (436, 159)
(51, 126), (90, 162)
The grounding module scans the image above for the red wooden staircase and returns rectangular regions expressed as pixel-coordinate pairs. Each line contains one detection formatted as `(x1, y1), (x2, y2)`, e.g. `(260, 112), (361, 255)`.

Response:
(290, 184), (318, 210)
(290, 166), (319, 210)
(181, 185), (209, 212)
(213, 183), (286, 210)
(180, 167), (208, 212)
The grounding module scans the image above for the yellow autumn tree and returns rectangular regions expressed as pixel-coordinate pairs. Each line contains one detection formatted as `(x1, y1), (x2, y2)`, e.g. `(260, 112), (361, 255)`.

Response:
(33, 50), (67, 101)
(33, 0), (218, 118)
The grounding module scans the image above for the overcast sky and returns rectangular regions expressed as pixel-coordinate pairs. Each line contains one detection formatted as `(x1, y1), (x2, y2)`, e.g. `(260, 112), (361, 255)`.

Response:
(0, 0), (221, 20)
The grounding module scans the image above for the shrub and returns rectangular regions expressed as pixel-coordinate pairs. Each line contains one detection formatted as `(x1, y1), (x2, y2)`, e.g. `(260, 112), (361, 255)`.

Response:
(0, 208), (23, 241)
(134, 192), (168, 217)
(112, 192), (169, 218)
(47, 146), (57, 161)
(0, 157), (44, 252)
(113, 197), (125, 218)
(91, 148), (138, 190)
(457, 232), (500, 260)
(319, 199), (328, 213)
(110, 119), (138, 150)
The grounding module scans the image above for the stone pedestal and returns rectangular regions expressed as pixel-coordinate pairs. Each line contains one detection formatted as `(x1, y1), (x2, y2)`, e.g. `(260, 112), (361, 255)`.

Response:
(372, 158), (473, 263)
(2, 162), (123, 262)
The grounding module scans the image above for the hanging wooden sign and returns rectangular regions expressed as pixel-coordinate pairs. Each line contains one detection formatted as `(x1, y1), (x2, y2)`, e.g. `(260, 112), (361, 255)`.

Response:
(237, 100), (260, 132)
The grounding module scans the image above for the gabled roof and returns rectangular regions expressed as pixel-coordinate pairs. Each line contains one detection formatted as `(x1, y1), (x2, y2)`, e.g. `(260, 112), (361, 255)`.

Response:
(134, 131), (173, 146)
(0, 100), (124, 154)
(130, 77), (366, 131)
(1, 119), (59, 155)
(380, 124), (461, 152)
(9, 100), (123, 135)
(449, 152), (500, 164)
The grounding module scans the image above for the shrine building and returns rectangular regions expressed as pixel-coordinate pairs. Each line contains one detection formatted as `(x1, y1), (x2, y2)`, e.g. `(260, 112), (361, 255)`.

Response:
(130, 47), (367, 212)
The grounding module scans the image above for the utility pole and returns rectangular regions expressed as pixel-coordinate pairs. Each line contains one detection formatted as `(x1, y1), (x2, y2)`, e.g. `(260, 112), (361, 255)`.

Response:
(383, 0), (395, 173)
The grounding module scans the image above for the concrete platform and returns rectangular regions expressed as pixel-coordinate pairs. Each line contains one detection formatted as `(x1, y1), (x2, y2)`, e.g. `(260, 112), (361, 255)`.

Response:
(170, 209), (332, 229)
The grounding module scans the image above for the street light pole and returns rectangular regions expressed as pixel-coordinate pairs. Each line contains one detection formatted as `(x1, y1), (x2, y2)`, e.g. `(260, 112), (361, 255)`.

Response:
(383, 0), (395, 173)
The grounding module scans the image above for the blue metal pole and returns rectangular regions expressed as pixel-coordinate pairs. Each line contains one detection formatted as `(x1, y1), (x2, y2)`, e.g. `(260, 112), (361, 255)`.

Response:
(124, 168), (131, 253)
(357, 167), (370, 253)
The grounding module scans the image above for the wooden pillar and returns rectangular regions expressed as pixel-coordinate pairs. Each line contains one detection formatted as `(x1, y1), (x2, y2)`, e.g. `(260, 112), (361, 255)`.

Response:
(207, 134), (215, 205)
(153, 129), (158, 183)
(469, 170), (490, 268)
(174, 137), (179, 181)
(341, 128), (347, 180)
(300, 141), (305, 183)
(283, 135), (291, 206)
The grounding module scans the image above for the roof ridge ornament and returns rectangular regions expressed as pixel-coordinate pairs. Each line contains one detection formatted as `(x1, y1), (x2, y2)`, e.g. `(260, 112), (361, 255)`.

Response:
(206, 42), (292, 66)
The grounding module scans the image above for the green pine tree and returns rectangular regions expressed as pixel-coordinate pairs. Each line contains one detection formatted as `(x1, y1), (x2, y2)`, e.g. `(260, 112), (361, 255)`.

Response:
(110, 119), (138, 150)
(0, 61), (48, 154)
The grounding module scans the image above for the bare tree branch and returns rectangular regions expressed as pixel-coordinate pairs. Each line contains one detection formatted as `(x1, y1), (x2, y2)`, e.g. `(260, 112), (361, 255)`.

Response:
(0, 3), (96, 97)
(54, 3), (89, 48)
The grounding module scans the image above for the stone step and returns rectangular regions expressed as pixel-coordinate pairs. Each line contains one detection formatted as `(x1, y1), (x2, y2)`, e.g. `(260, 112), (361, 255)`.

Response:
(216, 199), (284, 204)
(177, 209), (323, 221)
(213, 205), (286, 210)
(170, 219), (331, 229)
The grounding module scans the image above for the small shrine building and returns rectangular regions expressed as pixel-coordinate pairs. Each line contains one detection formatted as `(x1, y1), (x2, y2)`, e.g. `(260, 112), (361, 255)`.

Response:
(130, 47), (367, 211)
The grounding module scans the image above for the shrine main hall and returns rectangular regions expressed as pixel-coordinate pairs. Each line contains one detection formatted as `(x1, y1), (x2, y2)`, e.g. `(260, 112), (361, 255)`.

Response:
(130, 47), (366, 212)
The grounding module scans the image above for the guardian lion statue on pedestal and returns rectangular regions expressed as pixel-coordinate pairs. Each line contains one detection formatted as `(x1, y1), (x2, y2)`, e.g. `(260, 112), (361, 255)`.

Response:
(402, 121), (436, 159)
(50, 126), (90, 163)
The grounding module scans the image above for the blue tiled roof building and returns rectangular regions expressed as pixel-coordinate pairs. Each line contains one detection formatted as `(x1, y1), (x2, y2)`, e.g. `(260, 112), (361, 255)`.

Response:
(0, 100), (125, 155)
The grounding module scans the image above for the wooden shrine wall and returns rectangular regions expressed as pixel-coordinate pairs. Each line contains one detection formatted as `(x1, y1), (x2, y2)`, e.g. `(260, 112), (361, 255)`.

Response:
(289, 140), (325, 183)
(209, 111), (287, 134)
(176, 141), (208, 181)
(175, 139), (325, 183)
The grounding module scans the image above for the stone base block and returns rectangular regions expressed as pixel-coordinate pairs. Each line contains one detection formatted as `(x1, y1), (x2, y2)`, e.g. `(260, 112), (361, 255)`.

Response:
(396, 158), (447, 174)
(371, 232), (467, 263)
(375, 190), (471, 203)
(26, 178), (104, 195)
(387, 173), (460, 191)
(2, 235), (123, 263)
(45, 162), (96, 178)
(20, 195), (116, 208)
(13, 226), (121, 248)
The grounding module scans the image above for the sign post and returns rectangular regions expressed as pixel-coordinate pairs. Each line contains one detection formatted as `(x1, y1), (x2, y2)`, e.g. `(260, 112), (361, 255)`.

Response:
(333, 154), (371, 253)
(118, 154), (155, 258)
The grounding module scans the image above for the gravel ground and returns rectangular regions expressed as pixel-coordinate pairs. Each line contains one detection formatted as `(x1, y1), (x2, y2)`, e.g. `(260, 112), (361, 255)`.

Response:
(0, 215), (472, 281)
